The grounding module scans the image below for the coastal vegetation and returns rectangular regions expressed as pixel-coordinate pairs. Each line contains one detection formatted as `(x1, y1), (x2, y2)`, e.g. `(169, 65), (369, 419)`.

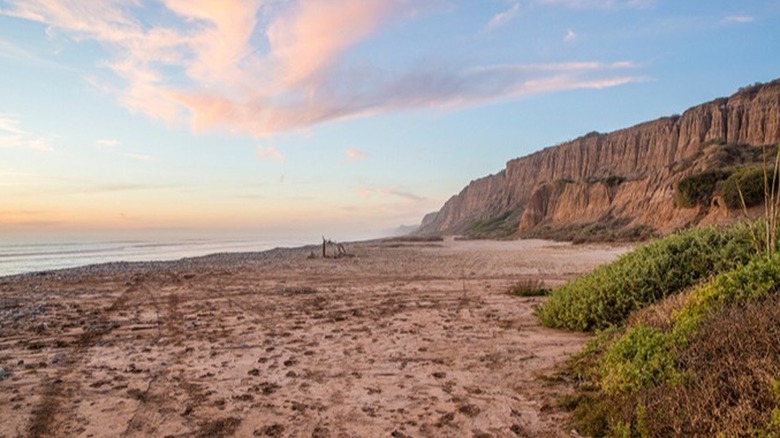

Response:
(674, 142), (779, 209)
(525, 219), (656, 244)
(507, 278), (549, 297)
(465, 210), (523, 238)
(537, 225), (755, 331)
(538, 145), (780, 436)
(550, 245), (780, 436)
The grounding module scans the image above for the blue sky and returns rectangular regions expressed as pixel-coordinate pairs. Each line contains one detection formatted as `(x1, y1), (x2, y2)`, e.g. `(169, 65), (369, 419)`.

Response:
(1, 0), (778, 241)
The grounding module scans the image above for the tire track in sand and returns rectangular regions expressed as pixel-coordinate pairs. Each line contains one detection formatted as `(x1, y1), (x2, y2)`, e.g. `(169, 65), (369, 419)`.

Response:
(25, 275), (149, 438)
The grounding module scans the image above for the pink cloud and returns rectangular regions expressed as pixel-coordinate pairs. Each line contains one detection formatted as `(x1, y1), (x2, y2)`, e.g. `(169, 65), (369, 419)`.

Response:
(119, 151), (154, 161)
(95, 139), (120, 148)
(161, 0), (261, 86)
(267, 0), (399, 88)
(0, 116), (26, 136)
(2, 1), (644, 137)
(172, 61), (643, 135)
(0, 115), (54, 151)
(357, 187), (425, 202)
(257, 145), (285, 162)
(541, 0), (654, 8)
(723, 15), (755, 24)
(345, 148), (368, 162)
(486, 3), (520, 31)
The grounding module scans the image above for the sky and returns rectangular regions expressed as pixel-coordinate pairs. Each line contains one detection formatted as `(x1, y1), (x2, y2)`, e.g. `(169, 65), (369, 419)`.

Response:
(1, 0), (779, 242)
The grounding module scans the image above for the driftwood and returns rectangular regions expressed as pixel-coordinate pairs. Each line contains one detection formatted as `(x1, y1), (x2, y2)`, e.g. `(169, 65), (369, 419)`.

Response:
(321, 237), (350, 258)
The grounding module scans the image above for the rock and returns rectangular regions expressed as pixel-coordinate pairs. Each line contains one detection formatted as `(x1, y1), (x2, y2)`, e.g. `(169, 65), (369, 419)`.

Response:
(418, 79), (780, 238)
(0, 368), (11, 379)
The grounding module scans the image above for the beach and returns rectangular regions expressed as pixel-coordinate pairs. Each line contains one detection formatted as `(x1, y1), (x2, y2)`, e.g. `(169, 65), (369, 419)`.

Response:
(0, 238), (629, 438)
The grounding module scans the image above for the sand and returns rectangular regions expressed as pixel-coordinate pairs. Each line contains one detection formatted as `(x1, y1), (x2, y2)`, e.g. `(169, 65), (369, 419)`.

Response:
(0, 238), (630, 438)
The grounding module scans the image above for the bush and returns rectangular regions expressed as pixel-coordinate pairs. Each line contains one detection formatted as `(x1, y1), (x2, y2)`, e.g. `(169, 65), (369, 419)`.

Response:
(604, 175), (627, 187)
(567, 254), (780, 436)
(674, 169), (732, 208)
(584, 175), (627, 187)
(507, 278), (548, 297)
(640, 296), (780, 436)
(466, 209), (521, 238)
(721, 166), (769, 209)
(705, 142), (774, 169)
(600, 324), (680, 395)
(537, 225), (755, 331)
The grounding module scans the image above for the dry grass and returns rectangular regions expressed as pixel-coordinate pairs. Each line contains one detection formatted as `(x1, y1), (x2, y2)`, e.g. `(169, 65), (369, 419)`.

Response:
(524, 220), (656, 244)
(507, 278), (549, 297)
(627, 287), (694, 330)
(639, 295), (780, 436)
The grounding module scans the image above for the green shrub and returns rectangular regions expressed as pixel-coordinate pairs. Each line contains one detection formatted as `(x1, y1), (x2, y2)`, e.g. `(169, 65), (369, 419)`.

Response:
(526, 220), (657, 243)
(568, 254), (780, 436)
(721, 167), (768, 209)
(601, 324), (680, 395)
(604, 175), (627, 187)
(638, 295), (780, 436)
(681, 252), (780, 315)
(705, 142), (772, 169)
(584, 175), (627, 187)
(674, 169), (732, 208)
(466, 209), (521, 238)
(507, 278), (548, 297)
(537, 225), (755, 331)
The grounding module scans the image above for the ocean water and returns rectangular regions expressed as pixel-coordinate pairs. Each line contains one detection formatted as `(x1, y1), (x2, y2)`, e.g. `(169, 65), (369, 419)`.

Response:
(0, 236), (318, 277)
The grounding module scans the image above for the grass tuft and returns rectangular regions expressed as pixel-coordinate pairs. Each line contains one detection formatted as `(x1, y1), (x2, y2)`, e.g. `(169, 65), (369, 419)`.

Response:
(507, 278), (548, 297)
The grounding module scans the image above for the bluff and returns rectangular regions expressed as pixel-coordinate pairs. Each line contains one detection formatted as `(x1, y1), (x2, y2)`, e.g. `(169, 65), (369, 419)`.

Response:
(418, 79), (780, 240)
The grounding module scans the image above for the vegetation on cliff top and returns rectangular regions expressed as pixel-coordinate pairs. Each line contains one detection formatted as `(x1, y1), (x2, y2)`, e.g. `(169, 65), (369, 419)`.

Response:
(674, 142), (779, 209)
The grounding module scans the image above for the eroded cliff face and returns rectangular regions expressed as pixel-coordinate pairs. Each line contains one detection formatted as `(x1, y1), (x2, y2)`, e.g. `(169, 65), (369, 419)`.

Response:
(418, 79), (780, 238)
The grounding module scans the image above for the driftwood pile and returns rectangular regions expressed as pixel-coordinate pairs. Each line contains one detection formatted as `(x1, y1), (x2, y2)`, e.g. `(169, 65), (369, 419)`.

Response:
(319, 237), (351, 259)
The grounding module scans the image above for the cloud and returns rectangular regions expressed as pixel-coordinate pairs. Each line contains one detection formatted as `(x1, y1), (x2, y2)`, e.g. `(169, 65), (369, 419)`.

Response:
(96, 139), (121, 148)
(357, 187), (426, 202)
(723, 15), (755, 24)
(175, 61), (643, 135)
(485, 3), (520, 31)
(0, 116), (25, 136)
(83, 182), (175, 193)
(266, 0), (399, 88)
(0, 115), (53, 151)
(0, 38), (70, 70)
(345, 148), (368, 162)
(94, 138), (154, 161)
(119, 151), (153, 161)
(0, 170), (36, 187)
(2, 1), (644, 137)
(540, 0), (653, 9)
(257, 145), (285, 162)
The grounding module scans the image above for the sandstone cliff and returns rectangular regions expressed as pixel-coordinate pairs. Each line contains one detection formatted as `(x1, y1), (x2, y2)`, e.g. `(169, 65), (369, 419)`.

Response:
(418, 79), (780, 239)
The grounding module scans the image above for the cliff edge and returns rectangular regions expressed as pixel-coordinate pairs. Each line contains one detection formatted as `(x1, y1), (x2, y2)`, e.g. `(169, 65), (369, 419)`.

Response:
(417, 79), (780, 240)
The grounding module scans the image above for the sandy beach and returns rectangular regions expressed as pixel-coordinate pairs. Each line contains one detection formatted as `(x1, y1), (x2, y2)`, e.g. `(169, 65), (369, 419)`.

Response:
(0, 238), (629, 438)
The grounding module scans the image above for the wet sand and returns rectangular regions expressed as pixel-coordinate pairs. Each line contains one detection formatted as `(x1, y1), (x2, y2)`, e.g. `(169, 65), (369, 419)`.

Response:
(0, 238), (629, 438)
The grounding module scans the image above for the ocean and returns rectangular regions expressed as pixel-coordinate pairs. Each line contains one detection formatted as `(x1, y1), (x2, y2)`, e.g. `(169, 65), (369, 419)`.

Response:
(0, 235), (320, 277)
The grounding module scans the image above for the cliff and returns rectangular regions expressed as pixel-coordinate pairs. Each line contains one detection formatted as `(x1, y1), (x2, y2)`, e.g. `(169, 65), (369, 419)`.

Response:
(418, 79), (780, 239)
